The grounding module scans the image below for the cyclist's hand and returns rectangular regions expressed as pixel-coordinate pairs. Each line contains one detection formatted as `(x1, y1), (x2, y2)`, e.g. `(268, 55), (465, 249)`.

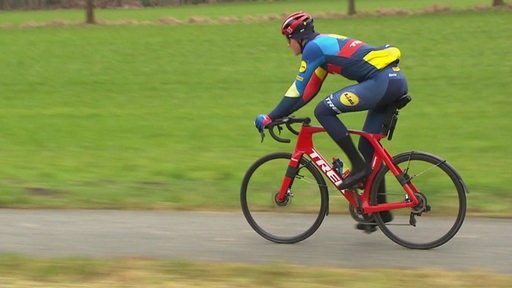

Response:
(255, 114), (272, 131)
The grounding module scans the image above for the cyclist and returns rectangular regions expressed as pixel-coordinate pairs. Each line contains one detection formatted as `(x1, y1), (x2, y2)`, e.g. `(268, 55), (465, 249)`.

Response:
(255, 11), (408, 231)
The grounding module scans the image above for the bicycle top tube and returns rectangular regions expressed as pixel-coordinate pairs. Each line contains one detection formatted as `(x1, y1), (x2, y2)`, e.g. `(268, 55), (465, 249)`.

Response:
(263, 116), (387, 144)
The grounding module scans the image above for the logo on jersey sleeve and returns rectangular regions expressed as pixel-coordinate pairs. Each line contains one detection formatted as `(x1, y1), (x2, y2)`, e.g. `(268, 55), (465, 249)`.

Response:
(340, 92), (360, 106)
(299, 60), (307, 73)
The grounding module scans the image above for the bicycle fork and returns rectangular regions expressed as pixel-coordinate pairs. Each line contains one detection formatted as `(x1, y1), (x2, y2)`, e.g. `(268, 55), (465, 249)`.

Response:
(275, 154), (303, 204)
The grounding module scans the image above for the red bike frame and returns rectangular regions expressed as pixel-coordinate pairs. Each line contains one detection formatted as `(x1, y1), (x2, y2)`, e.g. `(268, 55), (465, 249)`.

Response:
(276, 124), (420, 215)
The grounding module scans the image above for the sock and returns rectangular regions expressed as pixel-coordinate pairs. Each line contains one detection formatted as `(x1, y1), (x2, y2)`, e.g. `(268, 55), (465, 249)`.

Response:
(335, 136), (367, 171)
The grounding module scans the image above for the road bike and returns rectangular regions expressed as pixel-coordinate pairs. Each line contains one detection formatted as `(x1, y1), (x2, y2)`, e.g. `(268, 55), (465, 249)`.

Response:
(240, 95), (468, 249)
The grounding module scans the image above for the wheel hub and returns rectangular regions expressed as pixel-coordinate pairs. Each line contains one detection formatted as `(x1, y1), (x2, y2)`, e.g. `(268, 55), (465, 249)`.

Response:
(411, 192), (431, 215)
(274, 190), (293, 206)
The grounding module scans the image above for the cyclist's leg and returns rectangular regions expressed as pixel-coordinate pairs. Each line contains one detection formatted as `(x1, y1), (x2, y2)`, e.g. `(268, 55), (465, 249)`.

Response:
(358, 66), (409, 185)
(359, 107), (388, 161)
(354, 109), (395, 232)
(314, 81), (381, 189)
(315, 65), (408, 190)
(355, 68), (408, 231)
(358, 65), (409, 172)
(313, 117), (370, 190)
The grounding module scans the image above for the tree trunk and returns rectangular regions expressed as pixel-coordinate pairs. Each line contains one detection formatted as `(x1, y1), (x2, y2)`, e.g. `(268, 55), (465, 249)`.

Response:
(0, 0), (11, 10)
(85, 0), (95, 24)
(348, 0), (356, 15)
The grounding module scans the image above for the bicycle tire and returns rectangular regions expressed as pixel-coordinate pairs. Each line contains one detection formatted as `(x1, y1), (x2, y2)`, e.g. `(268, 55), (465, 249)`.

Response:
(240, 152), (329, 244)
(371, 151), (467, 249)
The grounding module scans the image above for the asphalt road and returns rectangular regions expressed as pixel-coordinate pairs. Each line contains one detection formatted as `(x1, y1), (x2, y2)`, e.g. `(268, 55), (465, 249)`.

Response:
(1, 209), (510, 273)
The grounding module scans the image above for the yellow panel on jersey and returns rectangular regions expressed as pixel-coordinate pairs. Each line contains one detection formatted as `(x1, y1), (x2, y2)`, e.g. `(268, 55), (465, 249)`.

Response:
(284, 81), (301, 98)
(363, 47), (401, 69)
(326, 34), (348, 39)
(315, 66), (328, 79)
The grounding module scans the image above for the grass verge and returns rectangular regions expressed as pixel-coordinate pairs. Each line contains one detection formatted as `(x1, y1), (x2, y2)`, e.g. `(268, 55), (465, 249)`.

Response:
(0, 254), (511, 287)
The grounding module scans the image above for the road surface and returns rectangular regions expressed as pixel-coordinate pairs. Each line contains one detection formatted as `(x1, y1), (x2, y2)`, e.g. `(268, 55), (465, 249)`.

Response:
(1, 209), (510, 273)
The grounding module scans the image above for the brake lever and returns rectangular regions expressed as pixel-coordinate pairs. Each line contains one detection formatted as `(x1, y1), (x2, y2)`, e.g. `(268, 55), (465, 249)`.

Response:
(276, 124), (283, 135)
(259, 121), (291, 144)
(259, 123), (281, 143)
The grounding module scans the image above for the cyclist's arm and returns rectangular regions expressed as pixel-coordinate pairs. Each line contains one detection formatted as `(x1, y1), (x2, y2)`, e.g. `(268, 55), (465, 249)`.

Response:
(268, 43), (327, 120)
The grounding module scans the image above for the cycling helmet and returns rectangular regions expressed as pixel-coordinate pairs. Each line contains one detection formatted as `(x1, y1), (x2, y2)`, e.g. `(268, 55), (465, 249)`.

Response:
(281, 11), (315, 41)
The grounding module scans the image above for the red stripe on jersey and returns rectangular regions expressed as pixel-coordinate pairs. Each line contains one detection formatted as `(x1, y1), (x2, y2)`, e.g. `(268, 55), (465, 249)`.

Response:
(338, 39), (365, 58)
(327, 64), (342, 75)
(303, 72), (324, 102)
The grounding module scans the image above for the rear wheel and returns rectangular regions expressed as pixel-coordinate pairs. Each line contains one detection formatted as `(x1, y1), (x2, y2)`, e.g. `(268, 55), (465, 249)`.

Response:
(371, 151), (467, 249)
(240, 152), (329, 244)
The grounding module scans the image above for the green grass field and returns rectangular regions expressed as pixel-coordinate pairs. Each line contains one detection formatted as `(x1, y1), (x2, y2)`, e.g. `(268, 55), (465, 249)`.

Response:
(0, 1), (511, 217)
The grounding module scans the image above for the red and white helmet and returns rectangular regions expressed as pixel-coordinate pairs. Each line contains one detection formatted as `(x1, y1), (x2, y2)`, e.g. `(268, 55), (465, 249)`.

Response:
(281, 11), (314, 39)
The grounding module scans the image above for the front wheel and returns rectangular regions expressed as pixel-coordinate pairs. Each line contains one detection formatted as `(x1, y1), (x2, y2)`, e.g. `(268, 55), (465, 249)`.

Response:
(240, 152), (329, 244)
(371, 151), (467, 249)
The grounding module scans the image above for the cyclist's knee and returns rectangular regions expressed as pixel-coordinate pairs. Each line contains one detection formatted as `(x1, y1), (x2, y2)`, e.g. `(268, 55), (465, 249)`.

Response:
(314, 101), (337, 121)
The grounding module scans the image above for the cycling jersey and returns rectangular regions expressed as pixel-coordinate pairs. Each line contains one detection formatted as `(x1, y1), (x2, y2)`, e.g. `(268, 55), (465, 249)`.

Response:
(269, 33), (401, 120)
